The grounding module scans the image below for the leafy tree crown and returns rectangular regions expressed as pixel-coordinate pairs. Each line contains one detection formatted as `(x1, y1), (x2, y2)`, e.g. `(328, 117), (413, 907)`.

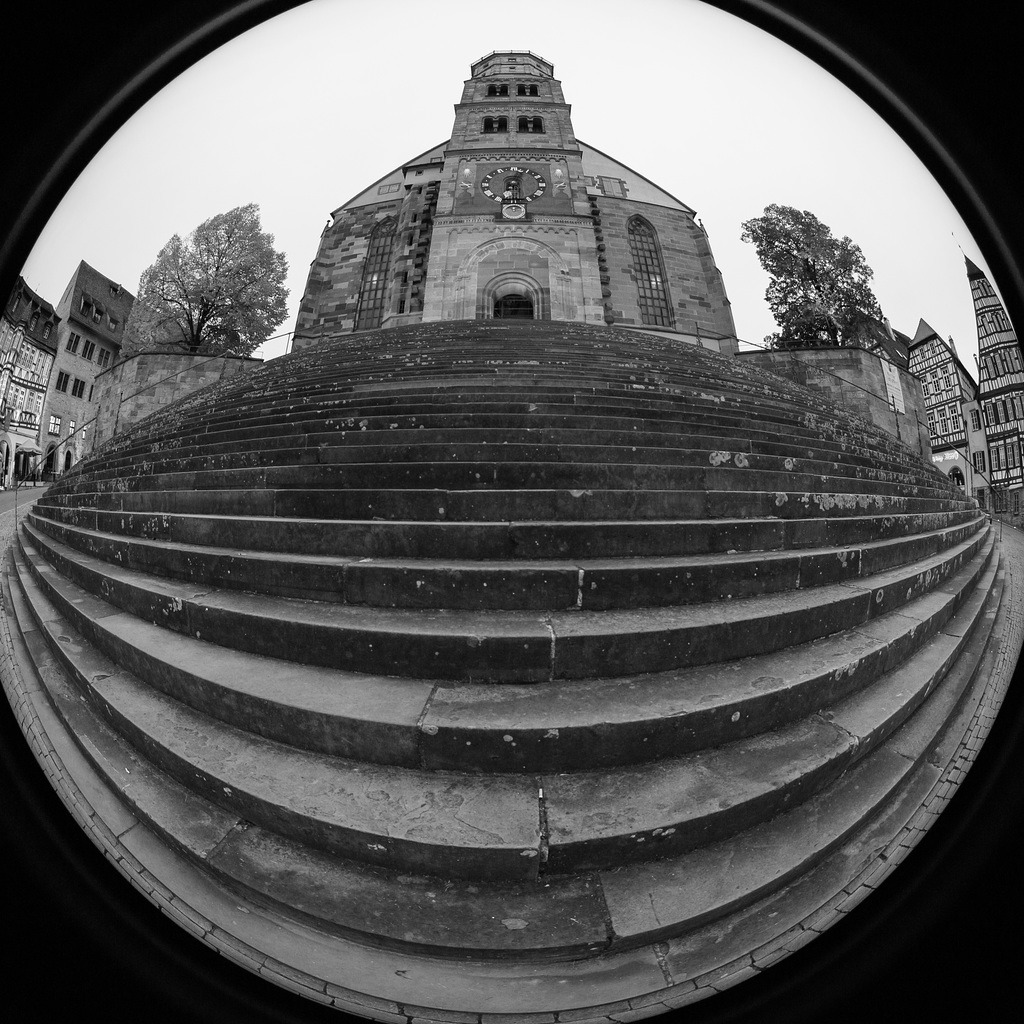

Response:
(123, 203), (288, 357)
(741, 204), (884, 349)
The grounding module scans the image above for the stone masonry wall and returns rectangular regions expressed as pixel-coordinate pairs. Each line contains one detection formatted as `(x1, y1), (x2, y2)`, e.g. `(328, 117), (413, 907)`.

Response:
(293, 199), (403, 348)
(737, 347), (931, 458)
(592, 196), (736, 340)
(92, 351), (262, 449)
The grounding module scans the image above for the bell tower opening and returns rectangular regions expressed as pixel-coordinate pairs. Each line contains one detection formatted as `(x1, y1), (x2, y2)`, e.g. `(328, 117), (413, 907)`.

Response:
(494, 294), (534, 319)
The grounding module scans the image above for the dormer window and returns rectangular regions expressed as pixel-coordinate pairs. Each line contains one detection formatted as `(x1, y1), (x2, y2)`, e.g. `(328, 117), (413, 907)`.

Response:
(30, 312), (39, 330)
(42, 323), (52, 340)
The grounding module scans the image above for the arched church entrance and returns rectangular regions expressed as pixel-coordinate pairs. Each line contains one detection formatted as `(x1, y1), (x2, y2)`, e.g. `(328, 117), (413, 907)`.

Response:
(481, 272), (545, 322)
(494, 294), (534, 319)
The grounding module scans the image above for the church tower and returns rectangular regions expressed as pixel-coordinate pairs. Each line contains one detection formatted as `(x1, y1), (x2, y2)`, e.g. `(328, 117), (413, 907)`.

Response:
(293, 52), (737, 352)
(419, 50), (602, 325)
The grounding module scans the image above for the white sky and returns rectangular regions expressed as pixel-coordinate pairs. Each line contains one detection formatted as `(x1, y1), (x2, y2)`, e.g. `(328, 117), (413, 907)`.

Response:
(21, 0), (991, 374)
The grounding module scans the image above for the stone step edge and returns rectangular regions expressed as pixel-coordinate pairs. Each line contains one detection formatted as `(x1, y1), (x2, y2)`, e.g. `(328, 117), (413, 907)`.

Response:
(29, 504), (987, 560)
(18, 519), (993, 682)
(25, 507), (987, 611)
(36, 486), (975, 526)
(0, 542), (1007, 1018)
(93, 403), (923, 473)
(83, 431), (944, 495)
(67, 439), (947, 496)
(97, 399), (928, 465)
(8, 519), (993, 776)
(9, 533), (999, 881)
(45, 460), (956, 507)
(96, 377), (911, 441)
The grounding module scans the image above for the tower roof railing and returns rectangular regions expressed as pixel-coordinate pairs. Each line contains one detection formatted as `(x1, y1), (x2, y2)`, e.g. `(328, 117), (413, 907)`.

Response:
(471, 51), (553, 75)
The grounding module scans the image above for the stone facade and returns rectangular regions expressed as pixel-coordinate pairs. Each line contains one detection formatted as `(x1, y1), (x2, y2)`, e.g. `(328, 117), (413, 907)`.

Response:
(737, 346), (932, 458)
(38, 261), (134, 475)
(590, 192), (735, 340)
(908, 320), (986, 499)
(969, 255), (1024, 522)
(0, 277), (59, 486)
(294, 51), (737, 355)
(91, 351), (262, 449)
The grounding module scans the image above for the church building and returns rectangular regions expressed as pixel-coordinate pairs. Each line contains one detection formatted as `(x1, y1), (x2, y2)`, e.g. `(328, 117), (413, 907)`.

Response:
(293, 51), (738, 354)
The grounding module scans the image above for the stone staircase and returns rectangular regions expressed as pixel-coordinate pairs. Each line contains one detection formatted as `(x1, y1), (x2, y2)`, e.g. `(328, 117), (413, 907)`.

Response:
(1, 320), (1004, 1020)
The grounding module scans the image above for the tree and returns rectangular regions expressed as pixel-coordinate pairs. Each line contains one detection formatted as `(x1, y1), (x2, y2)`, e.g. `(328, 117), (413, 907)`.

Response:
(123, 203), (288, 357)
(740, 204), (884, 349)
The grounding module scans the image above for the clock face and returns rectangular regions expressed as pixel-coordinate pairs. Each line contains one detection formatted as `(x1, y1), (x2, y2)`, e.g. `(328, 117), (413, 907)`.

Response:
(479, 166), (547, 204)
(501, 204), (526, 220)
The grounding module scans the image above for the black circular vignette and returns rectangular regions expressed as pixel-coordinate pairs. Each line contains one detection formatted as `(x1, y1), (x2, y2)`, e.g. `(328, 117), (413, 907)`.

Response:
(1, 3), (1022, 1023)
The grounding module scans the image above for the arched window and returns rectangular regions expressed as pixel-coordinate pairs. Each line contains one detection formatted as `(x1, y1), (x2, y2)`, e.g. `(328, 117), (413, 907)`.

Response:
(516, 84), (539, 96)
(486, 84), (508, 96)
(355, 218), (396, 331)
(628, 218), (674, 327)
(483, 116), (508, 133)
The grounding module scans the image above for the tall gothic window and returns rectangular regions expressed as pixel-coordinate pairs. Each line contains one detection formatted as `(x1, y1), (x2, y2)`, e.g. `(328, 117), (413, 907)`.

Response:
(355, 218), (396, 331)
(628, 217), (673, 327)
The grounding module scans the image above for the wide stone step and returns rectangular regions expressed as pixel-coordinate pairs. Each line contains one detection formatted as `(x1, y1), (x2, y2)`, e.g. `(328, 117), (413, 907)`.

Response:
(30, 503), (984, 560)
(8, 535), (1002, 939)
(90, 390), (930, 479)
(26, 508), (987, 610)
(63, 457), (952, 509)
(114, 393), (912, 458)
(187, 348), (897, 429)
(4, 316), (1001, 1020)
(73, 442), (947, 501)
(39, 483), (972, 525)
(19, 519), (993, 682)
(101, 375), (907, 446)
(84, 422), (945, 484)
(8, 518), (994, 774)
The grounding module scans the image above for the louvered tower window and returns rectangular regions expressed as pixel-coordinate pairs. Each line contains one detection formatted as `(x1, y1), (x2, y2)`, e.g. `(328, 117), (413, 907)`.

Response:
(355, 218), (396, 331)
(628, 217), (673, 327)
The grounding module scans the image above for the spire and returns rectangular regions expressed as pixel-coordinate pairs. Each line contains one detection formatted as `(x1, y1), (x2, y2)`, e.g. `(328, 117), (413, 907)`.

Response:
(964, 253), (985, 279)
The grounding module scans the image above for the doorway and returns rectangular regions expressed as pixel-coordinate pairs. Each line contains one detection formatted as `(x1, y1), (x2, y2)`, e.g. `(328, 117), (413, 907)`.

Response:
(493, 294), (534, 319)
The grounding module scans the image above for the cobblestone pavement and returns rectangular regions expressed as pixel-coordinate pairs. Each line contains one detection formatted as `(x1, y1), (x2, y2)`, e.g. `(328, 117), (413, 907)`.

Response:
(1, 509), (1022, 1024)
